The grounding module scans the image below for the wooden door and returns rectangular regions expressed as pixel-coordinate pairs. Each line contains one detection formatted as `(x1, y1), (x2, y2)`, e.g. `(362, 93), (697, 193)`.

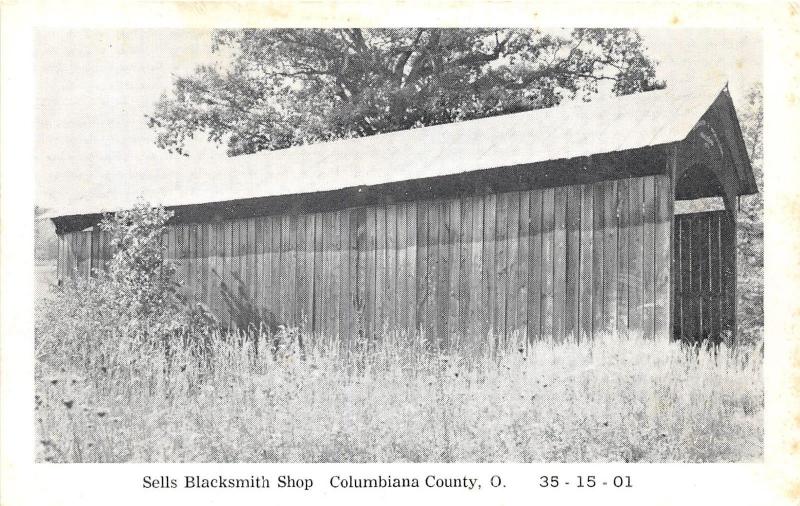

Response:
(673, 210), (737, 343)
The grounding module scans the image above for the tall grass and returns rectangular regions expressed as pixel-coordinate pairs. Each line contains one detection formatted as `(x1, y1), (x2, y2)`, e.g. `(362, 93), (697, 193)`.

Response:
(35, 321), (762, 463)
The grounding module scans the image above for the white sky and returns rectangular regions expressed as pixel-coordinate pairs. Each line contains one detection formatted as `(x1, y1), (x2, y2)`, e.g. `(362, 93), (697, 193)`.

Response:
(35, 28), (762, 212)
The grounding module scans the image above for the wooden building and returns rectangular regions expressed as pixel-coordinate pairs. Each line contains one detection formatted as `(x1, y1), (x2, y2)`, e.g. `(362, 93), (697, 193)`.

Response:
(50, 83), (757, 346)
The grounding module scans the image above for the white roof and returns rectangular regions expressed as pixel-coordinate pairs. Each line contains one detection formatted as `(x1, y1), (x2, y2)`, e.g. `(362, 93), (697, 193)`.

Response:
(49, 82), (728, 219)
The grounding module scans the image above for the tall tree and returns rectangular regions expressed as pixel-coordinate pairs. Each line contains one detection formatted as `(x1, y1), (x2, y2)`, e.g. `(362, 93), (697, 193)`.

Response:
(148, 28), (662, 156)
(737, 84), (763, 343)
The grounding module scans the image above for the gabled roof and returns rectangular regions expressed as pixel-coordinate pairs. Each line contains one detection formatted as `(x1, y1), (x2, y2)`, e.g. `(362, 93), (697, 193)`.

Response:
(48, 81), (755, 220)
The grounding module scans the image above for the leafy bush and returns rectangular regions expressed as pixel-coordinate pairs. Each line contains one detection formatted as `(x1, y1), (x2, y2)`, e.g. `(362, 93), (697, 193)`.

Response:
(36, 201), (215, 371)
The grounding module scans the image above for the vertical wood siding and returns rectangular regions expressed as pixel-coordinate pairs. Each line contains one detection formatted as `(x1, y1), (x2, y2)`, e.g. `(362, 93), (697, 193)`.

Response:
(673, 210), (736, 343)
(56, 174), (675, 346)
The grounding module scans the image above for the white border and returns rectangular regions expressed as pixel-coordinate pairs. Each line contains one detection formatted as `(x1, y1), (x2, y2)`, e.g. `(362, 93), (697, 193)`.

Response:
(2, 2), (798, 505)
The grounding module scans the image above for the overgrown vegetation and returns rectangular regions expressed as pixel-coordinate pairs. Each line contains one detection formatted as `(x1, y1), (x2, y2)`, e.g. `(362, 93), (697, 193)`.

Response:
(36, 202), (216, 368)
(35, 201), (762, 463)
(35, 326), (762, 463)
(736, 85), (764, 344)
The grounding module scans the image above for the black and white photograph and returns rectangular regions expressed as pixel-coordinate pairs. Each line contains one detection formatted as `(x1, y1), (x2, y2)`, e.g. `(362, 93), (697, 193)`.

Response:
(29, 25), (767, 465)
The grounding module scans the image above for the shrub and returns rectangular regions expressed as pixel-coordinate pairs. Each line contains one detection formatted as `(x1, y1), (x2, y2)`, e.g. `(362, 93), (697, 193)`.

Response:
(36, 201), (215, 371)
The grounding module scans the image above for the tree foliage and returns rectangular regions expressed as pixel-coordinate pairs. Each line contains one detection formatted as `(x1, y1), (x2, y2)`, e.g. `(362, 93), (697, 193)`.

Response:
(737, 85), (763, 343)
(148, 28), (662, 156)
(99, 201), (179, 322)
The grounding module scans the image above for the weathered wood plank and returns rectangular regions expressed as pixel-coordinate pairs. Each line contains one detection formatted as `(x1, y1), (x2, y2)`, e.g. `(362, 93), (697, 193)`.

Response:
(354, 207), (366, 344)
(68, 232), (74, 280)
(299, 213), (312, 331)
(229, 221), (240, 309)
(241, 219), (250, 313)
(616, 178), (630, 338)
(66, 232), (74, 279)
(365, 206), (376, 342)
(395, 203), (409, 339)
(187, 224), (197, 304)
(252, 220), (261, 315)
(328, 210), (339, 342)
(221, 220), (234, 328)
(602, 179), (618, 334)
(222, 221), (234, 322)
(382, 205), (394, 338)
(446, 198), (461, 349)
(565, 184), (581, 340)
(592, 182), (605, 336)
(578, 184), (593, 341)
(183, 224), (194, 302)
(58, 234), (65, 281)
(457, 196), (473, 348)
(71, 232), (80, 280)
(267, 217), (280, 326)
(494, 192), (509, 346)
(386, 204), (398, 340)
(706, 213), (719, 340)
(254, 218), (263, 326)
(628, 178), (644, 337)
(247, 218), (257, 307)
(417, 201), (439, 344)
(295, 214), (309, 330)
(344, 208), (357, 349)
(277, 215), (289, 325)
(699, 210), (711, 341)
(642, 176), (656, 340)
(207, 222), (218, 318)
(654, 174), (673, 341)
(344, 208), (357, 348)
(506, 191), (522, 342)
(288, 215), (298, 327)
(372, 205), (386, 339)
(305, 213), (316, 334)
(415, 201), (427, 341)
(470, 196), (486, 348)
(680, 215), (693, 341)
(70, 232), (78, 280)
(431, 200), (446, 348)
(404, 201), (418, 340)
(192, 224), (199, 305)
(63, 233), (71, 280)
(236, 220), (245, 308)
(553, 186), (567, 342)
(82, 231), (91, 278)
(56, 235), (63, 282)
(317, 212), (329, 339)
(375, 205), (387, 339)
(328, 210), (340, 343)
(90, 227), (100, 274)
(527, 189), (543, 343)
(686, 215), (698, 342)
(673, 215), (683, 341)
(515, 190), (529, 343)
(483, 193), (498, 346)
(540, 188), (555, 341)
(227, 220), (238, 327)
(320, 211), (333, 340)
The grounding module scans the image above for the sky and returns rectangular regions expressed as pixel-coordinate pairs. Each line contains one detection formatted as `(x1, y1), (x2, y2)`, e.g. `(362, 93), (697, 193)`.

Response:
(35, 28), (762, 214)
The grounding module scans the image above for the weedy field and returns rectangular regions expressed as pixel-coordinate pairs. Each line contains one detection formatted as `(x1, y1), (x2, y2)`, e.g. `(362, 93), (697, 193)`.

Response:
(35, 324), (762, 463)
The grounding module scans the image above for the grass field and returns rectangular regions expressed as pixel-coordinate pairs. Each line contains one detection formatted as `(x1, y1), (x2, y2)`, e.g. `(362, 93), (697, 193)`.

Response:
(35, 324), (763, 463)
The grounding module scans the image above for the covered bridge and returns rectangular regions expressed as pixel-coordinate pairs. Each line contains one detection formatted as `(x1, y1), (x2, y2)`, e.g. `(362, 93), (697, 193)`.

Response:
(50, 83), (757, 346)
